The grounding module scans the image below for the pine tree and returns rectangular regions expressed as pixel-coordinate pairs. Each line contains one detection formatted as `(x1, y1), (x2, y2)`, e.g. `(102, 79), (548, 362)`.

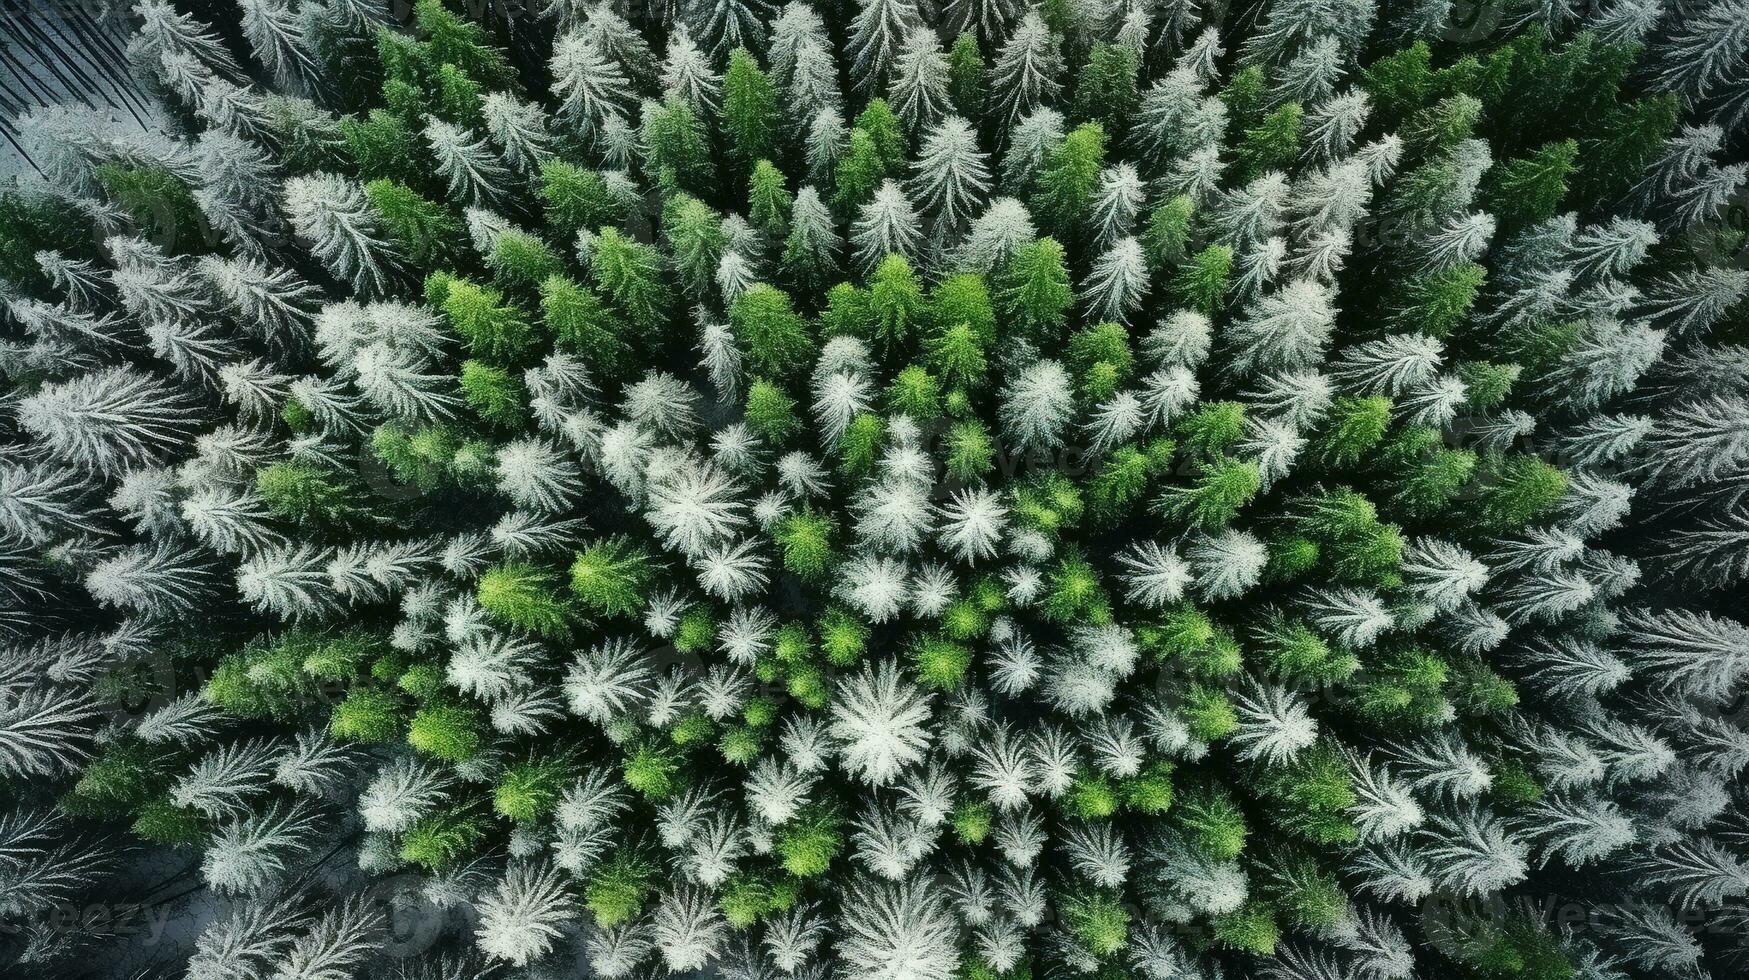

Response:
(848, 0), (924, 94)
(946, 33), (987, 118)
(642, 96), (716, 195)
(239, 0), (321, 97)
(770, 3), (829, 85)
(1000, 359), (1075, 453)
(889, 30), (953, 134)
(20, 367), (200, 476)
(1031, 122), (1106, 246)
(731, 284), (815, 377)
(1072, 43), (1140, 139)
(945, 0), (1022, 46)
(551, 35), (634, 140)
(951, 196), (1036, 274)
(1081, 237), (1149, 324)
(589, 227), (671, 325)
(1653, 0), (1749, 108)
(851, 181), (925, 274)
(782, 186), (843, 292)
(988, 13), (1064, 127)
(662, 27), (723, 114)
(1000, 237), (1073, 343)
(662, 194), (728, 299)
(749, 159), (794, 238)
(1488, 139), (1578, 230)
(1089, 163), (1145, 250)
(481, 92), (554, 176)
(705, 50), (771, 175)
(475, 861), (578, 965)
(683, 0), (773, 58)
(908, 116), (992, 243)
(284, 173), (404, 297)
(424, 117), (512, 207)
(829, 659), (934, 785)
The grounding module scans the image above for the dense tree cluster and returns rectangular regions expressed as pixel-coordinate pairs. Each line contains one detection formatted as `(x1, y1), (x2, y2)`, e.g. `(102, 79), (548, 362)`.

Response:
(1, 1), (1748, 979)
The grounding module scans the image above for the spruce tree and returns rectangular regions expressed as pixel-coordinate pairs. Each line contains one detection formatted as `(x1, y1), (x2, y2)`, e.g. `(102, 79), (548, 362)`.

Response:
(722, 47), (780, 176)
(1031, 122), (1106, 246)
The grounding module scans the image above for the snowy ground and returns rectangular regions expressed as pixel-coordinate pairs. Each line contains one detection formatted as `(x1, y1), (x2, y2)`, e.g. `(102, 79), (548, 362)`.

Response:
(0, 3), (165, 184)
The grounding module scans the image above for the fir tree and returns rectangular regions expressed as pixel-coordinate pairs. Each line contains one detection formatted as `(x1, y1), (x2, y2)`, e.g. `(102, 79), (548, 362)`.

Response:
(551, 33), (635, 138)
(1000, 237), (1074, 343)
(284, 173), (404, 297)
(722, 47), (780, 175)
(1072, 43), (1140, 139)
(988, 13), (1064, 127)
(1031, 122), (1106, 246)
(909, 116), (992, 245)
(848, 0), (925, 94)
(888, 30), (953, 134)
(642, 97), (717, 195)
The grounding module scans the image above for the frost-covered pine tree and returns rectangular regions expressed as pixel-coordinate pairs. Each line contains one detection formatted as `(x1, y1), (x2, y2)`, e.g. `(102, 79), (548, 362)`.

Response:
(1225, 279), (1338, 374)
(20, 367), (200, 476)
(999, 359), (1075, 453)
(551, 33), (635, 137)
(851, 181), (925, 273)
(830, 659), (934, 786)
(988, 13), (1064, 127)
(475, 861), (578, 965)
(1081, 236), (1149, 323)
(426, 118), (513, 207)
(847, 0), (924, 93)
(909, 116), (992, 243)
(284, 174), (403, 297)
